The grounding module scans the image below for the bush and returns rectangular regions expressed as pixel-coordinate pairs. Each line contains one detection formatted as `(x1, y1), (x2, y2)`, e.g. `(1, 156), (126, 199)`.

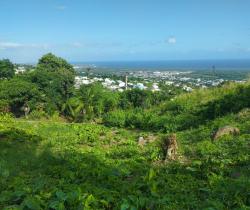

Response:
(50, 111), (63, 122)
(125, 109), (145, 129)
(0, 78), (42, 116)
(103, 110), (126, 127)
(28, 110), (48, 120)
(0, 113), (14, 123)
(0, 99), (10, 113)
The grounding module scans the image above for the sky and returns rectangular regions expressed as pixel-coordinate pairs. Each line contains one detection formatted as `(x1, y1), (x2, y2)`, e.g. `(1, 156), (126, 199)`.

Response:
(0, 0), (250, 63)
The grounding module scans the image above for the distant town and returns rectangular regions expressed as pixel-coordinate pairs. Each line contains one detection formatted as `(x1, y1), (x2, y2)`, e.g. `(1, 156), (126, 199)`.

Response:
(15, 64), (248, 93)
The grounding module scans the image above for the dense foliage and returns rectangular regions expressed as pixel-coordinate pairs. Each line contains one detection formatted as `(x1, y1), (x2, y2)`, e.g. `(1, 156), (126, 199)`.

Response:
(0, 59), (15, 79)
(0, 79), (42, 116)
(0, 105), (249, 209)
(0, 54), (249, 209)
(0, 54), (77, 116)
(104, 82), (250, 132)
(0, 54), (174, 120)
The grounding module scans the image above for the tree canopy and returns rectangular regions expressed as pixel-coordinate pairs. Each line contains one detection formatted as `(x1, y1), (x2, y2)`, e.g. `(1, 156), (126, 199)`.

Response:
(0, 59), (15, 79)
(35, 53), (76, 107)
(37, 53), (75, 73)
(0, 78), (42, 116)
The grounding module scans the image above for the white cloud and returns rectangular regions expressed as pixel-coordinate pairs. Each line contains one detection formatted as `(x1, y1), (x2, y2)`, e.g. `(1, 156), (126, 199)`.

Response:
(0, 42), (23, 49)
(0, 42), (50, 50)
(167, 37), (176, 44)
(70, 41), (125, 49)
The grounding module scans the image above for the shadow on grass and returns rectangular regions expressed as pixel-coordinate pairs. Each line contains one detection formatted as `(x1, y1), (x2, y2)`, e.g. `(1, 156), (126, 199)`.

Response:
(0, 127), (153, 209)
(0, 127), (249, 210)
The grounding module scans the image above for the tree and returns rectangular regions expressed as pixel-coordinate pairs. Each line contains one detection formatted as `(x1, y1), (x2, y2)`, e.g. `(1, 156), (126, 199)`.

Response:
(62, 97), (84, 122)
(37, 53), (74, 73)
(0, 59), (15, 79)
(120, 89), (152, 109)
(33, 53), (76, 112)
(77, 83), (120, 119)
(37, 53), (76, 98)
(86, 67), (92, 77)
(0, 78), (42, 116)
(78, 83), (104, 119)
(102, 91), (120, 113)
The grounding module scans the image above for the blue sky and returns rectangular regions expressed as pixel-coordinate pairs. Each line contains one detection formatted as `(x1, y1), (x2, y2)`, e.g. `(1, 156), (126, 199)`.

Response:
(0, 0), (250, 63)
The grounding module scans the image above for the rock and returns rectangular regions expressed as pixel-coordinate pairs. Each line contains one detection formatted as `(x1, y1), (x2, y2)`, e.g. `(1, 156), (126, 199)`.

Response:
(212, 126), (240, 141)
(21, 104), (30, 119)
(138, 136), (146, 146)
(162, 133), (178, 160)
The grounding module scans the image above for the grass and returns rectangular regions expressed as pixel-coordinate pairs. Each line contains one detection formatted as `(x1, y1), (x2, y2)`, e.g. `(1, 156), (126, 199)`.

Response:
(0, 112), (249, 210)
(0, 82), (250, 209)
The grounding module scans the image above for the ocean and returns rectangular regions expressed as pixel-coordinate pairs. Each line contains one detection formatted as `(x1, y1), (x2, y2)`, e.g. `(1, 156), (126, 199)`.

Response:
(72, 59), (250, 72)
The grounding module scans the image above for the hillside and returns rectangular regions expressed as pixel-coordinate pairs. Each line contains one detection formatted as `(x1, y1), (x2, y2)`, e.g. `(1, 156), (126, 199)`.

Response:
(0, 82), (250, 209)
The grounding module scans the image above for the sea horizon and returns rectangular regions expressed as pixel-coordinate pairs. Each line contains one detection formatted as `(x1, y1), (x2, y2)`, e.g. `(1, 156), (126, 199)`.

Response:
(71, 59), (250, 71)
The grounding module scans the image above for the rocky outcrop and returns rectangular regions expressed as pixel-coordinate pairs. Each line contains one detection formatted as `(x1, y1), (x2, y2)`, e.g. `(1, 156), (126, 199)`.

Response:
(211, 126), (240, 141)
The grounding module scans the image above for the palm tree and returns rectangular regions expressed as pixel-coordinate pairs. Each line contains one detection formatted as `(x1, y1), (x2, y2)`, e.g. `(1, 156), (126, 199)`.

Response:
(62, 97), (85, 122)
(86, 67), (92, 77)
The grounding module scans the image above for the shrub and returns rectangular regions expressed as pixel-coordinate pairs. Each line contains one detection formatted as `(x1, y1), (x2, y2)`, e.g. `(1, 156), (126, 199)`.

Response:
(103, 110), (126, 127)
(0, 113), (14, 123)
(0, 99), (10, 113)
(125, 109), (145, 129)
(28, 110), (48, 120)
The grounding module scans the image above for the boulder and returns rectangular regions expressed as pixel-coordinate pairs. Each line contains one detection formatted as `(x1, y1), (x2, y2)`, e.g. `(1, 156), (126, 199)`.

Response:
(212, 126), (240, 141)
(138, 136), (146, 146)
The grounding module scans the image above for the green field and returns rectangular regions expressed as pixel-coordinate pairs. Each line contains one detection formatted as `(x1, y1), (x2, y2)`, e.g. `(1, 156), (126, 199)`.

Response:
(0, 54), (250, 209)
(0, 108), (249, 209)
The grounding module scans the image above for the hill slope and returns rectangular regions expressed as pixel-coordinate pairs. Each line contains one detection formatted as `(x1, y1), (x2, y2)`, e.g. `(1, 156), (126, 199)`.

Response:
(0, 83), (250, 209)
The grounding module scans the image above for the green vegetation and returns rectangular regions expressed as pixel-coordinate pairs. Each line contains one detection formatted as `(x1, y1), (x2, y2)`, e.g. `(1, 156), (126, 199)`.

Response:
(0, 79), (42, 116)
(0, 59), (15, 79)
(0, 54), (249, 209)
(0, 54), (172, 120)
(1, 100), (249, 209)
(104, 82), (250, 132)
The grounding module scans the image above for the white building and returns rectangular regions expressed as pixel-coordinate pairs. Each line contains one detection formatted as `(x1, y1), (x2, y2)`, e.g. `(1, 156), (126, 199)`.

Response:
(15, 67), (26, 74)
(165, 81), (174, 85)
(134, 83), (147, 90)
(183, 85), (193, 92)
(152, 83), (160, 92)
(118, 81), (126, 88)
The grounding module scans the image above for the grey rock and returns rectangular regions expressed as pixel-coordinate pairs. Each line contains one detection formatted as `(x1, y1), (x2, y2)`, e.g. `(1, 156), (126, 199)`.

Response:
(212, 126), (240, 141)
